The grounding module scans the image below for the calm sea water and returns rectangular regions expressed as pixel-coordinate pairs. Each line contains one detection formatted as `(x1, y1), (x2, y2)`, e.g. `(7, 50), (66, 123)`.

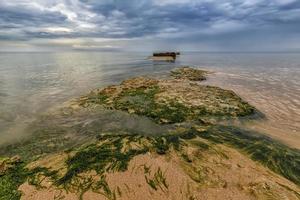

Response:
(0, 52), (299, 147)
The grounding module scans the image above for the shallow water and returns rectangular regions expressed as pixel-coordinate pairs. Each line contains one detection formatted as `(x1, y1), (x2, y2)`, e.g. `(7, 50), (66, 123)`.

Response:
(0, 52), (299, 148)
(180, 53), (300, 148)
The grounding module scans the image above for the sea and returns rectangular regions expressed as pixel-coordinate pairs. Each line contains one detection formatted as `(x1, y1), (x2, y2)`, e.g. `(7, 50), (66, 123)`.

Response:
(0, 52), (299, 148)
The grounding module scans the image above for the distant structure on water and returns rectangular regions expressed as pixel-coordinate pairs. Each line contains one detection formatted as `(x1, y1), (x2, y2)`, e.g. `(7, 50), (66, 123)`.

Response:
(151, 51), (180, 62)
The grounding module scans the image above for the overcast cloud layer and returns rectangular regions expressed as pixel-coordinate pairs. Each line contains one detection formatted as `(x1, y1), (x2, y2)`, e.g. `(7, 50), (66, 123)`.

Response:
(0, 0), (300, 51)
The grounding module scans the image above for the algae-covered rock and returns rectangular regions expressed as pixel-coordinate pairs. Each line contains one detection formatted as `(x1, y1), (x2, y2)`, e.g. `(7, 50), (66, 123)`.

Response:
(0, 156), (21, 175)
(170, 66), (207, 81)
(0, 156), (28, 200)
(79, 68), (256, 124)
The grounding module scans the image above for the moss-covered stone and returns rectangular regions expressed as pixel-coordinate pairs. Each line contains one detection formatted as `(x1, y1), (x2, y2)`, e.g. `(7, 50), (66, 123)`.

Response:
(0, 162), (27, 200)
(170, 66), (207, 81)
(79, 69), (256, 124)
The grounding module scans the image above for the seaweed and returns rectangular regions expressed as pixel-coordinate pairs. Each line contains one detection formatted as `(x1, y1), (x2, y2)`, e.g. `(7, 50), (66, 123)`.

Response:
(57, 135), (148, 186)
(84, 93), (109, 105)
(1, 125), (299, 199)
(0, 157), (62, 200)
(196, 125), (300, 185)
(0, 161), (28, 200)
(153, 137), (169, 155)
(170, 67), (207, 81)
(93, 175), (117, 200)
(27, 167), (59, 189)
(145, 167), (168, 191)
(82, 79), (256, 125)
(0, 127), (75, 162)
(112, 85), (191, 124)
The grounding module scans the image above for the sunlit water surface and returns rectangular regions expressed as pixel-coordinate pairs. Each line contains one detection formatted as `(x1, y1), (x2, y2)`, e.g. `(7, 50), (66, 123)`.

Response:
(0, 52), (299, 148)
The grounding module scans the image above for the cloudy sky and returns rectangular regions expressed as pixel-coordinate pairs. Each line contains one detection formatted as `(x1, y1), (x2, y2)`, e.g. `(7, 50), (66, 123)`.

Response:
(0, 0), (300, 52)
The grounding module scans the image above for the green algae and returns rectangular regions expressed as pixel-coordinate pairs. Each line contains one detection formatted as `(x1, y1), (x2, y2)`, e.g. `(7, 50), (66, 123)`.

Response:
(92, 175), (117, 200)
(0, 161), (27, 200)
(0, 107), (172, 163)
(57, 135), (149, 186)
(34, 133), (179, 190)
(193, 125), (300, 185)
(145, 167), (168, 191)
(82, 83), (256, 124)
(170, 67), (207, 81)
(0, 127), (75, 162)
(0, 158), (58, 200)
(112, 85), (189, 124)
(0, 134), (145, 200)
(19, 134), (179, 197)
(1, 125), (299, 199)
(27, 167), (59, 189)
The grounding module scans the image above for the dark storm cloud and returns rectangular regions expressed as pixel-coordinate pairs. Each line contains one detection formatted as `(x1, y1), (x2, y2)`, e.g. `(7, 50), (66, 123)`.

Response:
(0, 0), (300, 51)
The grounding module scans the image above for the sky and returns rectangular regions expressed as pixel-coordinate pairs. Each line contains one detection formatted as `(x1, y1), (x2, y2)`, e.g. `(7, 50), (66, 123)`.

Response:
(0, 0), (300, 52)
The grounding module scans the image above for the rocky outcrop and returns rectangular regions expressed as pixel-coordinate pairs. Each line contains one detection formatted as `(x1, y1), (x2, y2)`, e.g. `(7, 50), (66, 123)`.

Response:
(79, 68), (255, 124)
(170, 66), (207, 81)
(0, 156), (21, 175)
